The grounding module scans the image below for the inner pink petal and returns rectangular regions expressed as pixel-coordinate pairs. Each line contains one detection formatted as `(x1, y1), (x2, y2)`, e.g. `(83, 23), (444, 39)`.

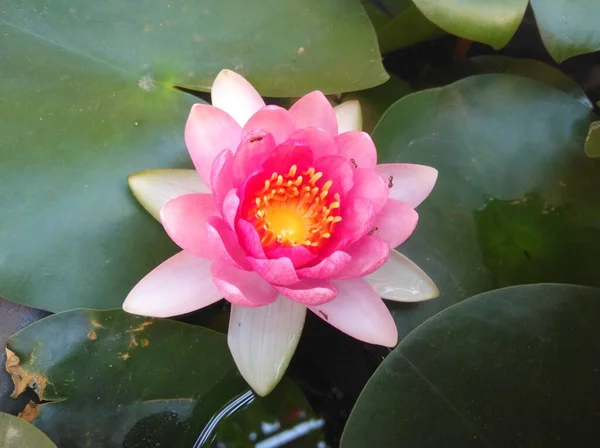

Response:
(285, 127), (337, 159)
(313, 154), (354, 197)
(296, 251), (352, 279)
(243, 105), (296, 145)
(247, 256), (300, 286)
(211, 259), (278, 307)
(206, 216), (250, 270)
(276, 279), (338, 306)
(266, 246), (317, 268)
(232, 131), (277, 186)
(210, 148), (235, 210)
(236, 219), (267, 259)
(221, 189), (241, 229)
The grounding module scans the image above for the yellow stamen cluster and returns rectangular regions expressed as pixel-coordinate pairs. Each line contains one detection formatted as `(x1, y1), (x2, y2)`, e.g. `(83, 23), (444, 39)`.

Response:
(248, 164), (342, 248)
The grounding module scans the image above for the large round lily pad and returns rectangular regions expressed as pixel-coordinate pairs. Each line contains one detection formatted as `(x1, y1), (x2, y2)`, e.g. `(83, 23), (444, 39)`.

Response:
(4, 309), (321, 447)
(372, 74), (600, 337)
(342, 284), (600, 447)
(0, 412), (56, 448)
(0, 0), (387, 313)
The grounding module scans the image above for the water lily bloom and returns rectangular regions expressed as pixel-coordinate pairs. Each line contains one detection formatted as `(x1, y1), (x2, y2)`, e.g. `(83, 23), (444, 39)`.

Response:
(124, 70), (438, 395)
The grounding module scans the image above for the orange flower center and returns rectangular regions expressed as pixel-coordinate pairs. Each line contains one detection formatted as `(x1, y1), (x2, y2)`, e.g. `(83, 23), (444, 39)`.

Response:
(248, 164), (342, 248)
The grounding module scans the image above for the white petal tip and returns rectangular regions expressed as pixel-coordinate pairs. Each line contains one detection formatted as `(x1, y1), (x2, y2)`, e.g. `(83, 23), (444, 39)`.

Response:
(127, 169), (208, 221)
(334, 100), (363, 133)
(366, 250), (440, 302)
(227, 298), (306, 397)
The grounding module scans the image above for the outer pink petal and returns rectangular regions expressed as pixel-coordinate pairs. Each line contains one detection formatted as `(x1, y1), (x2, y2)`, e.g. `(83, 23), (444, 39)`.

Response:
(276, 279), (338, 306)
(243, 106), (296, 144)
(211, 259), (278, 307)
(160, 193), (219, 259)
(285, 127), (337, 158)
(297, 251), (352, 279)
(335, 131), (377, 168)
(123, 252), (222, 318)
(375, 163), (438, 208)
(185, 104), (242, 185)
(372, 199), (419, 248)
(206, 216), (251, 269)
(289, 91), (338, 136)
(233, 131), (277, 185)
(309, 278), (398, 347)
(267, 246), (317, 268)
(348, 168), (388, 214)
(247, 256), (299, 286)
(210, 149), (235, 209)
(211, 69), (265, 126)
(334, 236), (390, 279)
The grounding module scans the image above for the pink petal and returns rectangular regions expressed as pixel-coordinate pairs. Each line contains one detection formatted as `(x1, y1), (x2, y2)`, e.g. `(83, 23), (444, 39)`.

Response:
(372, 199), (419, 248)
(247, 256), (300, 286)
(211, 69), (265, 126)
(285, 127), (337, 158)
(123, 252), (222, 318)
(267, 246), (317, 268)
(326, 197), (375, 253)
(206, 216), (251, 269)
(289, 91), (338, 136)
(233, 131), (277, 185)
(221, 189), (240, 229)
(259, 141), (314, 177)
(310, 278), (398, 347)
(210, 149), (235, 209)
(236, 219), (267, 259)
(314, 154), (354, 197)
(276, 279), (338, 306)
(335, 131), (377, 168)
(375, 163), (438, 208)
(297, 251), (352, 279)
(160, 193), (219, 259)
(347, 168), (388, 214)
(211, 259), (278, 307)
(243, 105), (296, 144)
(334, 236), (390, 279)
(185, 104), (242, 185)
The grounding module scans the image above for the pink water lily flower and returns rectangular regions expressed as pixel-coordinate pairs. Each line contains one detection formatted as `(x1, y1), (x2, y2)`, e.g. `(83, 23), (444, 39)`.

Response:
(124, 70), (438, 395)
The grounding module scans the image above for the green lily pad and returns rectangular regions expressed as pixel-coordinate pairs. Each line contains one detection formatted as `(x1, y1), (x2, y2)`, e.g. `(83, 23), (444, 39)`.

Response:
(0, 413), (56, 448)
(341, 284), (600, 447)
(412, 0), (600, 61)
(0, 0), (387, 313)
(2, 0), (386, 96)
(585, 121), (600, 158)
(416, 55), (591, 108)
(5, 309), (321, 447)
(411, 0), (528, 49)
(363, 0), (445, 54)
(341, 74), (413, 133)
(530, 0), (600, 62)
(372, 74), (600, 337)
